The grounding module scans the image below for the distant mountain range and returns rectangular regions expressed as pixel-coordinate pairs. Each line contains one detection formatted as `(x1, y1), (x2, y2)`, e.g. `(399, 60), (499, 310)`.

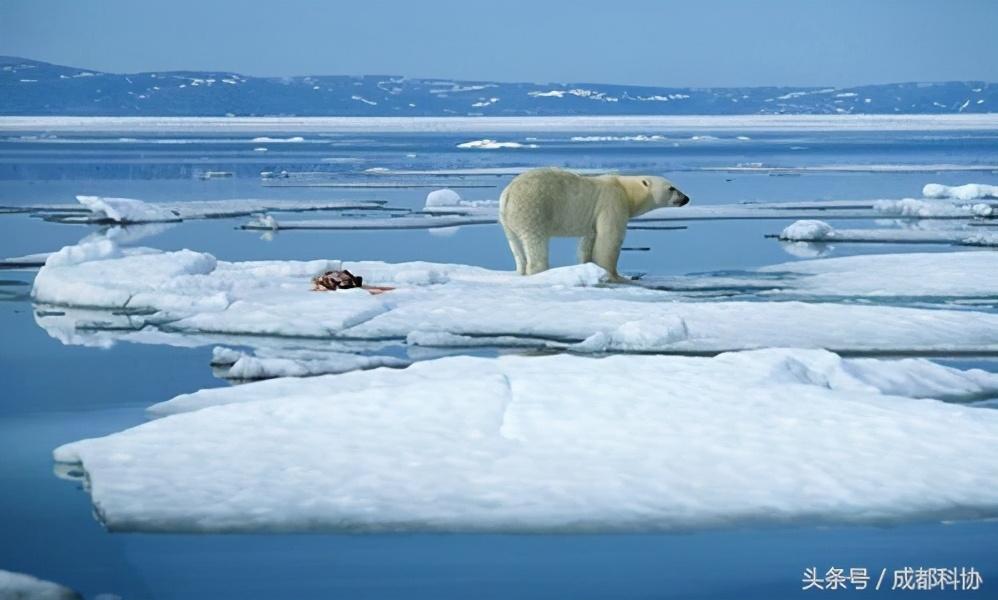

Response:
(1, 56), (994, 117)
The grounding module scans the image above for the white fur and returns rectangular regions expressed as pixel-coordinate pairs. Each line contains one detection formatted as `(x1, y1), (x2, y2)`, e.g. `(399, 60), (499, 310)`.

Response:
(499, 168), (689, 280)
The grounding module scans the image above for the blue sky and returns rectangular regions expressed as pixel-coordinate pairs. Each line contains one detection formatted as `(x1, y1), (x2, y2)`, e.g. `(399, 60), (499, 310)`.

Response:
(1, 0), (995, 87)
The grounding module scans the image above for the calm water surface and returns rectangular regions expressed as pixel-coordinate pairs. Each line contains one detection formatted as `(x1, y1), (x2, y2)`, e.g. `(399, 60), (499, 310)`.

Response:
(1, 126), (996, 598)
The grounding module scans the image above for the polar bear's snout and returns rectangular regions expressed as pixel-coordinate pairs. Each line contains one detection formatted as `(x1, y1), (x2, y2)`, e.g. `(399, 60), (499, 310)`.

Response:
(671, 188), (691, 207)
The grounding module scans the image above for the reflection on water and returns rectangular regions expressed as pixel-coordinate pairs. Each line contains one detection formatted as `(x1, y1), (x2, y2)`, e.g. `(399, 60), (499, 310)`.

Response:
(2, 126), (997, 598)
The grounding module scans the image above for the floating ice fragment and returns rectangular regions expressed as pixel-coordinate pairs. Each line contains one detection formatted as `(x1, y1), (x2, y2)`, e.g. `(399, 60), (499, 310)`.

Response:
(424, 188), (462, 207)
(0, 569), (80, 599)
(922, 183), (998, 201)
(778, 220), (998, 247)
(77, 195), (180, 223)
(456, 139), (537, 149)
(246, 214), (279, 230)
(874, 198), (992, 218)
(779, 220), (834, 241)
(217, 347), (408, 380)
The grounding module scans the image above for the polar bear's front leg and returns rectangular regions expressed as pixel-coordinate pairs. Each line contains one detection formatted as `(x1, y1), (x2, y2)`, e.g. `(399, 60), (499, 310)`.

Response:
(577, 234), (595, 264)
(522, 234), (550, 275)
(593, 215), (627, 281)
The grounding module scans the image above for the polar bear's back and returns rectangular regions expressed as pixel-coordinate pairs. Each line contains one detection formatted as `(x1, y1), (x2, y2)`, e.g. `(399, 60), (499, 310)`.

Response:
(500, 168), (610, 237)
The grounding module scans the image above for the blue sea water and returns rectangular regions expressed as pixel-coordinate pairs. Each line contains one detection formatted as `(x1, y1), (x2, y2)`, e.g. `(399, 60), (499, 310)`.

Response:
(1, 124), (997, 599)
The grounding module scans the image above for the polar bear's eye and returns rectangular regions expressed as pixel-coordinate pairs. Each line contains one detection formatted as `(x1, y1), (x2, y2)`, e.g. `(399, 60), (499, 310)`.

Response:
(641, 179), (649, 188)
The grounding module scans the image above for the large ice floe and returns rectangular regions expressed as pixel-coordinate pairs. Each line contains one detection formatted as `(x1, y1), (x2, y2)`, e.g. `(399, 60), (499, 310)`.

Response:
(30, 241), (998, 354)
(55, 349), (998, 533)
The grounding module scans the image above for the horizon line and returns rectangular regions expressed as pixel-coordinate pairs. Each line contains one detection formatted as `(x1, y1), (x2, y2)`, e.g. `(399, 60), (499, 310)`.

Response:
(2, 55), (995, 91)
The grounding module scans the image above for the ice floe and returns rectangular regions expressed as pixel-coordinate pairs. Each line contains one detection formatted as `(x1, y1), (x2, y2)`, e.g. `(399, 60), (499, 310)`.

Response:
(0, 570), (80, 600)
(30, 243), (998, 354)
(569, 135), (668, 142)
(56, 349), (998, 533)
(0, 251), (52, 269)
(5, 195), (387, 224)
(779, 219), (998, 247)
(639, 197), (993, 223)
(243, 214), (495, 230)
(422, 188), (499, 216)
(647, 250), (998, 300)
(250, 136), (305, 143)
(701, 164), (998, 173)
(873, 198), (992, 218)
(456, 139), (537, 149)
(923, 183), (998, 201)
(77, 195), (181, 223)
(232, 193), (995, 232)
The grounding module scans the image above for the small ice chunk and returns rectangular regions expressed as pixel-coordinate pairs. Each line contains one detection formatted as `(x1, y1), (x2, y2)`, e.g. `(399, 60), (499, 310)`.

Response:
(575, 316), (689, 352)
(456, 139), (537, 149)
(77, 195), (180, 223)
(246, 214), (279, 230)
(780, 220), (834, 241)
(422, 188), (499, 216)
(971, 203), (993, 217)
(424, 189), (463, 208)
(211, 346), (244, 365)
(962, 232), (998, 247)
(225, 352), (407, 379)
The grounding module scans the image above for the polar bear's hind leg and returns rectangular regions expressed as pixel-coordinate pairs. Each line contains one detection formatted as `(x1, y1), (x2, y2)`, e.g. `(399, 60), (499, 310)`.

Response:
(502, 223), (527, 274)
(522, 235), (550, 275)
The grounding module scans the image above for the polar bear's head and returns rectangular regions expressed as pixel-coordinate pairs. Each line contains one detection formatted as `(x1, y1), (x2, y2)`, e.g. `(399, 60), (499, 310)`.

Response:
(642, 176), (690, 208)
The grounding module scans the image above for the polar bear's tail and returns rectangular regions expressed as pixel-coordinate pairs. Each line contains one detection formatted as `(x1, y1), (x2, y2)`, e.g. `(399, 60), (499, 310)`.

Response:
(498, 186), (510, 224)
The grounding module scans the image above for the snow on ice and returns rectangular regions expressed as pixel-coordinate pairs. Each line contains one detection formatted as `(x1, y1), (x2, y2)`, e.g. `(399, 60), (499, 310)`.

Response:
(54, 350), (998, 533)
(30, 242), (998, 354)
(77, 195), (181, 223)
(922, 183), (998, 201)
(648, 250), (998, 301)
(873, 198), (992, 218)
(212, 346), (408, 380)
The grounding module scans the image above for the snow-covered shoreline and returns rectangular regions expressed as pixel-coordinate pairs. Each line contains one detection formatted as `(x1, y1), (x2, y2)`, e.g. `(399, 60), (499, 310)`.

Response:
(3, 114), (998, 133)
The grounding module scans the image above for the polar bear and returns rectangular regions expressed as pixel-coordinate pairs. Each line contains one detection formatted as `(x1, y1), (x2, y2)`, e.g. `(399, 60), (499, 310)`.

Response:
(499, 168), (690, 280)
